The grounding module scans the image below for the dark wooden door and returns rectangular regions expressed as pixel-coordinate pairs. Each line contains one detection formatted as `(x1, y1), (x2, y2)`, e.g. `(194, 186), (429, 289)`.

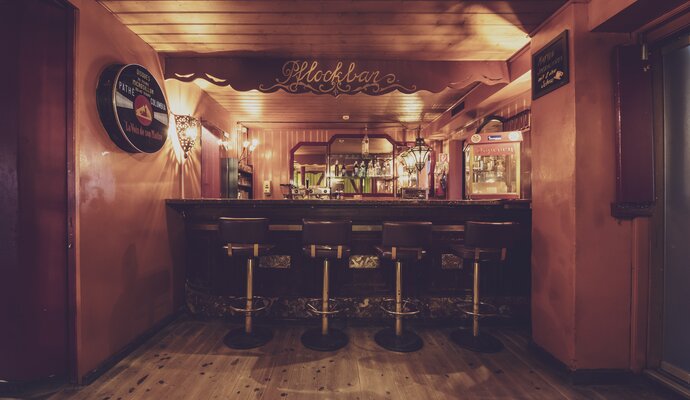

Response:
(0, 0), (73, 383)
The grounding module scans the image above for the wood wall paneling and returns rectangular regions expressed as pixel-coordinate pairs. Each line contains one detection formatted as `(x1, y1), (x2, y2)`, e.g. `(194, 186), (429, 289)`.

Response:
(0, 0), (71, 382)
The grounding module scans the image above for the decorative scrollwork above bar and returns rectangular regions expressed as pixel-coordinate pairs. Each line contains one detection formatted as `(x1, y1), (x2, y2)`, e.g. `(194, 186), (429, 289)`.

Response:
(166, 57), (510, 96)
(258, 60), (415, 96)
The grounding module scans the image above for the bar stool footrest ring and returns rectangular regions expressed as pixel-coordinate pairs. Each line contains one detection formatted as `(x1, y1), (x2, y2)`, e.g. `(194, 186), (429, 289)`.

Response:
(379, 298), (422, 316)
(456, 301), (498, 317)
(305, 298), (344, 315)
(227, 296), (271, 314)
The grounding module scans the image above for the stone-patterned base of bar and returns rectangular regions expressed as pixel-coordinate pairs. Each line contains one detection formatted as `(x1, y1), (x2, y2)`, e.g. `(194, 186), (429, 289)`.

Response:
(186, 284), (529, 323)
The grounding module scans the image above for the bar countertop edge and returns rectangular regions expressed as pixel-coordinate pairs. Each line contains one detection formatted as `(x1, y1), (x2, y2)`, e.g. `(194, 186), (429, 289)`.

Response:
(165, 198), (532, 209)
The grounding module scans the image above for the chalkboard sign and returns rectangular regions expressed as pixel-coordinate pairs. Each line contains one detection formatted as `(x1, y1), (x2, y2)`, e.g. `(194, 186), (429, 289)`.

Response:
(96, 64), (169, 153)
(532, 30), (570, 100)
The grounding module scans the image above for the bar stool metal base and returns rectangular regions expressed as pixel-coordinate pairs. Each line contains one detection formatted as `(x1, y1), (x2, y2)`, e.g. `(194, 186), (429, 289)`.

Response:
(301, 328), (349, 352)
(450, 329), (503, 353)
(374, 327), (423, 353)
(223, 326), (273, 350)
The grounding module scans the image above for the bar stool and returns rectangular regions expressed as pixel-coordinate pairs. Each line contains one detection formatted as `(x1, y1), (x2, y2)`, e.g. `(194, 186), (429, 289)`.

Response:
(301, 219), (351, 351)
(374, 221), (432, 352)
(219, 217), (275, 349)
(449, 221), (518, 353)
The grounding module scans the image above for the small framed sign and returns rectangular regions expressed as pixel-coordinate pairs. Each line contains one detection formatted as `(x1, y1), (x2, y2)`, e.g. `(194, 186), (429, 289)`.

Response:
(96, 64), (169, 153)
(532, 30), (570, 100)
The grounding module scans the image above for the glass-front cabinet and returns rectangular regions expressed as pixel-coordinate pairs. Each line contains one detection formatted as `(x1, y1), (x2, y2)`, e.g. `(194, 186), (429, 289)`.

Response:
(464, 131), (522, 199)
(328, 135), (396, 196)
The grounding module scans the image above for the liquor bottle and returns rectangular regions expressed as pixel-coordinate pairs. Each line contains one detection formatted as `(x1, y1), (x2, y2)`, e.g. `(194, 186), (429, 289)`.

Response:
(334, 160), (340, 176)
(353, 161), (359, 177)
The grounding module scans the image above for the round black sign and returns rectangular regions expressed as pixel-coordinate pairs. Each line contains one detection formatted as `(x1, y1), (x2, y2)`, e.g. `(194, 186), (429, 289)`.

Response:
(96, 64), (169, 153)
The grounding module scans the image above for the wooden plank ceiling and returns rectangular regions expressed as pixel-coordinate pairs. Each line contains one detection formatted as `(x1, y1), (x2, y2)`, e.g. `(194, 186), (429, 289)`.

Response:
(99, 0), (566, 129)
(193, 78), (477, 129)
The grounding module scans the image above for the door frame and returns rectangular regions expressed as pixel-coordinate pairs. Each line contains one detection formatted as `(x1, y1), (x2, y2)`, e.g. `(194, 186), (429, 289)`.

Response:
(65, 1), (78, 384)
(648, 30), (690, 376)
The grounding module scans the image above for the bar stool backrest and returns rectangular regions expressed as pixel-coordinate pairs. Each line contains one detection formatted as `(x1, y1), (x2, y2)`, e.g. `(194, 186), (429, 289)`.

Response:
(302, 219), (352, 246)
(219, 217), (269, 244)
(382, 221), (432, 248)
(463, 221), (518, 250)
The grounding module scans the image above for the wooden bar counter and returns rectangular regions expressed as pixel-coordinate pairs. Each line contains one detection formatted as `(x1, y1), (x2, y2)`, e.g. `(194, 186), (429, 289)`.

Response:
(167, 199), (532, 321)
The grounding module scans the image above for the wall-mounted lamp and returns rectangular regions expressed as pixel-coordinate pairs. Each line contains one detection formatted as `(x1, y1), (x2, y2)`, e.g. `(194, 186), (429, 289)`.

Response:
(235, 123), (258, 165)
(219, 132), (233, 151)
(174, 114), (199, 158)
(173, 114), (200, 199)
(240, 137), (259, 164)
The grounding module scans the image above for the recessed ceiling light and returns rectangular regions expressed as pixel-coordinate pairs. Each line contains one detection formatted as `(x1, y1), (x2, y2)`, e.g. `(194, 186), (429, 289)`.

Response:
(342, 115), (350, 120)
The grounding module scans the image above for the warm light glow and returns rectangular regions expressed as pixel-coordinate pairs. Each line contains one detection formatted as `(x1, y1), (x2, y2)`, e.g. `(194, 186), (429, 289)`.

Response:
(508, 131), (523, 141)
(396, 92), (424, 123)
(219, 132), (236, 152)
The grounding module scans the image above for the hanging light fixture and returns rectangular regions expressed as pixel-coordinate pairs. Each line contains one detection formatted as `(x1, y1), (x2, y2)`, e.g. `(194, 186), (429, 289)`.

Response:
(408, 126), (432, 172)
(174, 114), (200, 158)
(361, 125), (370, 157)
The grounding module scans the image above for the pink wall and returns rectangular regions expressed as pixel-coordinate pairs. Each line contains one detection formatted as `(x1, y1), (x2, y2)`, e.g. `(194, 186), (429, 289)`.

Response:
(530, 2), (633, 370)
(572, 10), (632, 369)
(247, 128), (405, 199)
(70, 0), (176, 379)
(447, 140), (463, 200)
(68, 0), (231, 380)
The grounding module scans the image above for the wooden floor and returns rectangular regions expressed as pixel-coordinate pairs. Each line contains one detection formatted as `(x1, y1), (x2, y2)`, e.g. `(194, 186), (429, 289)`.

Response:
(49, 317), (678, 400)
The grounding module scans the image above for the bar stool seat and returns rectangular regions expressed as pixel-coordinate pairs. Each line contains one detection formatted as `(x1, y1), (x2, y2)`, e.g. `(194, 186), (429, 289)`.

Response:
(220, 217), (275, 350)
(374, 246), (426, 261)
(449, 221), (518, 353)
(374, 221), (432, 353)
(301, 220), (352, 352)
(224, 243), (275, 257)
(302, 244), (351, 260)
(448, 246), (504, 263)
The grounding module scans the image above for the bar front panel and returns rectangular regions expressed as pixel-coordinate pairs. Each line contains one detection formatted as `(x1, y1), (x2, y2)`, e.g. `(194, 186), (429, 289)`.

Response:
(168, 199), (531, 321)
